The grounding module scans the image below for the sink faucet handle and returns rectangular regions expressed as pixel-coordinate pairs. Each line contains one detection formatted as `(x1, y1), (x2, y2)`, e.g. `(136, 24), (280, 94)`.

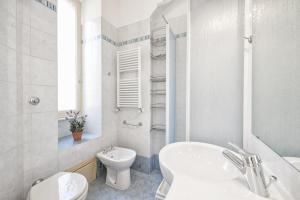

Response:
(228, 142), (249, 157)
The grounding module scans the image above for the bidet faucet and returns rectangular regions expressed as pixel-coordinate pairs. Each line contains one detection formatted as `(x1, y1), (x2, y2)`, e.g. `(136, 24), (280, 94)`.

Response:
(223, 143), (273, 197)
(102, 145), (114, 154)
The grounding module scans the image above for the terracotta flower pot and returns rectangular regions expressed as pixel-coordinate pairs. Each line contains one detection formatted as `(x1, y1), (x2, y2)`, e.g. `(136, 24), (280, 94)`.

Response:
(72, 131), (83, 141)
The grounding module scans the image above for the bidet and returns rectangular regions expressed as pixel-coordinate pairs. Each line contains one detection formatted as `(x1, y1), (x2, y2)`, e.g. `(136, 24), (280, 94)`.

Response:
(97, 146), (136, 190)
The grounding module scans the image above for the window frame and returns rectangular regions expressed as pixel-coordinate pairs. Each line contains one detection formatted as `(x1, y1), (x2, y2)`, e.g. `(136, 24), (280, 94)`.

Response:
(57, 0), (82, 119)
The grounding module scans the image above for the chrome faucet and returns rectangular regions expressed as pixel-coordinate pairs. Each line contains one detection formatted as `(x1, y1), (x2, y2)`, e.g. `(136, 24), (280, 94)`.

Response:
(102, 145), (114, 154)
(223, 143), (273, 197)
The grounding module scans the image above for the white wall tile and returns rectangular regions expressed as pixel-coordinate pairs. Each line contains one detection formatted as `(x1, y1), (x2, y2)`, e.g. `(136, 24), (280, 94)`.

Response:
(0, 147), (23, 199)
(23, 85), (57, 113)
(168, 15), (187, 34)
(22, 114), (32, 144)
(17, 0), (30, 26)
(31, 156), (58, 181)
(23, 55), (57, 86)
(31, 112), (57, 142)
(30, 27), (57, 61)
(0, 12), (16, 50)
(0, 1), (59, 199)
(0, 115), (21, 154)
(117, 19), (150, 41)
(0, 82), (18, 116)
(58, 147), (81, 170)
(29, 137), (58, 170)
(23, 142), (32, 173)
(101, 17), (118, 42)
(22, 55), (31, 85)
(116, 41), (152, 157)
(0, 45), (17, 82)
(30, 0), (57, 36)
(190, 0), (243, 146)
(0, 0), (17, 17)
(23, 170), (33, 199)
(21, 24), (30, 55)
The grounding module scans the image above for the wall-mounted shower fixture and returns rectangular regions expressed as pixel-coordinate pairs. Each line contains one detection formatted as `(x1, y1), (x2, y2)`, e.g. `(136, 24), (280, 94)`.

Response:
(29, 96), (40, 105)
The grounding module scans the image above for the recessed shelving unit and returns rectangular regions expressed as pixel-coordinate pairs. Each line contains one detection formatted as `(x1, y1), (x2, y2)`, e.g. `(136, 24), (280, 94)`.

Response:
(150, 25), (167, 137)
(151, 124), (166, 131)
(151, 103), (166, 109)
(151, 53), (166, 60)
(151, 76), (166, 82)
(151, 89), (166, 95)
(150, 22), (176, 147)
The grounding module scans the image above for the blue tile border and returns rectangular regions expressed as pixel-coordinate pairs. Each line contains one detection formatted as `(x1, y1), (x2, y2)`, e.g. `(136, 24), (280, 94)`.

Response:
(82, 34), (150, 47)
(34, 0), (57, 12)
(151, 154), (160, 171)
(101, 34), (118, 46)
(117, 35), (150, 47)
(82, 32), (186, 46)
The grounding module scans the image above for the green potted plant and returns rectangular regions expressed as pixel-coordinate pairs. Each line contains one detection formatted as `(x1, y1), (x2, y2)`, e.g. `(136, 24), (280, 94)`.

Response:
(65, 111), (87, 141)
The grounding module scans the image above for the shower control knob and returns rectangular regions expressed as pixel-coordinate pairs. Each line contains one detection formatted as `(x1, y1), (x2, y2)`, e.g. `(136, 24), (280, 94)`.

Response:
(29, 96), (40, 105)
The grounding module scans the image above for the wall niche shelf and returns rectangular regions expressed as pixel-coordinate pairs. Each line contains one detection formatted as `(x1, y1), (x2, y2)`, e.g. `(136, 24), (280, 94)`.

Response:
(151, 124), (166, 131)
(151, 76), (166, 82)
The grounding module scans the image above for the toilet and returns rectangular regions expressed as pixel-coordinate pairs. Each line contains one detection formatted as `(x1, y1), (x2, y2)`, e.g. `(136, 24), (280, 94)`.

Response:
(27, 172), (88, 200)
(97, 146), (136, 190)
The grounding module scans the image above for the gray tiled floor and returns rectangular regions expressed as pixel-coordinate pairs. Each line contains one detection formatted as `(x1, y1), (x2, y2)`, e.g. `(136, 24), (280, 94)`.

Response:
(86, 170), (163, 200)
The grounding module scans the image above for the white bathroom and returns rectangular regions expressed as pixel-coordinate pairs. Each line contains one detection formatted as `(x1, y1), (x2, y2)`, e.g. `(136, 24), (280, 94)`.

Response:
(1, 0), (300, 199)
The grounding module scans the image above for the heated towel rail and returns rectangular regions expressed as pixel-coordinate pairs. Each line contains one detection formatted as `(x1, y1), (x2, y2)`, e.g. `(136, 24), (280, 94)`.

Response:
(117, 47), (142, 112)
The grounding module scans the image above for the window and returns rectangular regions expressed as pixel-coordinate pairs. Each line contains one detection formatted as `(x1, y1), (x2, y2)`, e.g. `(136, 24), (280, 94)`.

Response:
(57, 0), (81, 116)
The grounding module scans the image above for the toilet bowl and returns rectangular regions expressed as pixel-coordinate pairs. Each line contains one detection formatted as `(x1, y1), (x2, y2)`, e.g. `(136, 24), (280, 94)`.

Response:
(97, 146), (136, 190)
(27, 172), (88, 200)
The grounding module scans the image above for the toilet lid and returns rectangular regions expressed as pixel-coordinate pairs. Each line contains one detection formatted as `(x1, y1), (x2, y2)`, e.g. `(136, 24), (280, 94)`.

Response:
(30, 172), (88, 200)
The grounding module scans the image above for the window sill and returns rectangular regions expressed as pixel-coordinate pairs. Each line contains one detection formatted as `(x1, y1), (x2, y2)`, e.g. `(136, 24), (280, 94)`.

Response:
(58, 133), (100, 151)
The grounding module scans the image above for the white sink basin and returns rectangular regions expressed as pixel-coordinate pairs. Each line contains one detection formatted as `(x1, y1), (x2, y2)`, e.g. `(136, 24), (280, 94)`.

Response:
(284, 157), (300, 171)
(159, 142), (287, 200)
(159, 142), (240, 184)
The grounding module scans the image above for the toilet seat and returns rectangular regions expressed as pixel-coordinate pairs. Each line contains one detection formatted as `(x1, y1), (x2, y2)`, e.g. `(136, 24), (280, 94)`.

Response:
(28, 172), (88, 200)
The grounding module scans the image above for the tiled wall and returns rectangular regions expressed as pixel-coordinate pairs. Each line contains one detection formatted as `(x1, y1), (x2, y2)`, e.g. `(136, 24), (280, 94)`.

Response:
(101, 17), (119, 155)
(21, 0), (59, 198)
(100, 16), (187, 173)
(0, 0), (24, 198)
(190, 0), (243, 147)
(0, 1), (119, 199)
(100, 18), (153, 173)
(0, 0), (59, 199)
(116, 19), (152, 160)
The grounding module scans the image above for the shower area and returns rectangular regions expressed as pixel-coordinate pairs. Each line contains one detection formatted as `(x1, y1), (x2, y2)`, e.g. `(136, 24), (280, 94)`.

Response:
(0, 0), (59, 199)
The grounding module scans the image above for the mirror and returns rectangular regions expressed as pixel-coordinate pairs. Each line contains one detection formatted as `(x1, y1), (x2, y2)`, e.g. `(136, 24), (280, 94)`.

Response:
(252, 0), (300, 171)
